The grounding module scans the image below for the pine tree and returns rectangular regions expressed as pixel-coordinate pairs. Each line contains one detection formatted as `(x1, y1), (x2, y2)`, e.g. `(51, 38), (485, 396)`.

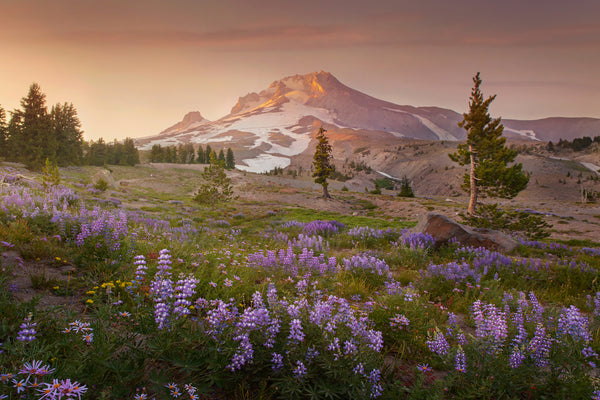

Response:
(197, 145), (205, 164)
(226, 148), (235, 169)
(9, 83), (54, 169)
(205, 145), (213, 163)
(312, 127), (334, 198)
(123, 138), (140, 166)
(218, 149), (225, 164)
(193, 151), (235, 205)
(150, 144), (163, 162)
(449, 73), (529, 215)
(184, 143), (195, 163)
(0, 105), (7, 157)
(51, 102), (83, 165)
(86, 138), (107, 166)
(177, 144), (186, 163)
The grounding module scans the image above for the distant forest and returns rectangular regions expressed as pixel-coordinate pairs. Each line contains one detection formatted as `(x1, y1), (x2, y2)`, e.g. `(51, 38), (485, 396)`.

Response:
(148, 144), (235, 169)
(0, 83), (139, 169)
(549, 136), (600, 152)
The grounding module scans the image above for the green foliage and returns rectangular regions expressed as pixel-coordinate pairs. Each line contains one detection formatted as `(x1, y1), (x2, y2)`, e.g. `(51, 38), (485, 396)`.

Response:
(0, 105), (9, 157)
(5, 84), (85, 168)
(194, 151), (235, 205)
(86, 137), (140, 166)
(41, 158), (61, 190)
(374, 178), (395, 190)
(449, 73), (529, 211)
(94, 178), (109, 192)
(225, 148), (235, 169)
(397, 176), (414, 198)
(312, 127), (334, 198)
(196, 145), (206, 164)
(462, 203), (552, 239)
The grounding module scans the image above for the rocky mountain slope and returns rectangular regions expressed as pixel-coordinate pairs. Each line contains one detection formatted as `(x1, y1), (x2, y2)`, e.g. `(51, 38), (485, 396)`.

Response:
(135, 71), (600, 173)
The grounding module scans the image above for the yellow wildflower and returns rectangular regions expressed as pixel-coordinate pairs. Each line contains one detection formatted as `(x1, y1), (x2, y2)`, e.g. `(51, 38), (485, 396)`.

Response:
(86, 299), (94, 304)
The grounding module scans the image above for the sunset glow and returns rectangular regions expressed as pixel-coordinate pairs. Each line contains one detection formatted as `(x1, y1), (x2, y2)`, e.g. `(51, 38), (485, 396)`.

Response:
(1, 0), (598, 141)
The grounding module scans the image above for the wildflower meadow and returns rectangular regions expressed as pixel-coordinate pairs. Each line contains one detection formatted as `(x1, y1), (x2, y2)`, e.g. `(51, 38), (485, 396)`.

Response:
(1, 164), (599, 399)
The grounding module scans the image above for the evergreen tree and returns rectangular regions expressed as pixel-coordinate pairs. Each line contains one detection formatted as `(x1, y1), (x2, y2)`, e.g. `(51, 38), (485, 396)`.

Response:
(449, 73), (529, 214)
(150, 144), (163, 163)
(205, 145), (213, 164)
(197, 145), (205, 164)
(0, 105), (7, 157)
(218, 149), (225, 164)
(312, 127), (334, 198)
(193, 151), (235, 205)
(226, 148), (235, 169)
(86, 138), (107, 166)
(184, 143), (195, 163)
(398, 176), (415, 197)
(51, 102), (83, 165)
(9, 83), (54, 169)
(123, 137), (140, 166)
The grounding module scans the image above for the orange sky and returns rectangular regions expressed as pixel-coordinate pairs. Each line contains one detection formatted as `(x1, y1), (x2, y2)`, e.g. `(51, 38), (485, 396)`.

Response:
(1, 0), (599, 141)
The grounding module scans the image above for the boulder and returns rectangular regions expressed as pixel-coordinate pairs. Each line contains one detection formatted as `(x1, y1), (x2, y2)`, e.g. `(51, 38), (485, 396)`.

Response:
(415, 213), (519, 253)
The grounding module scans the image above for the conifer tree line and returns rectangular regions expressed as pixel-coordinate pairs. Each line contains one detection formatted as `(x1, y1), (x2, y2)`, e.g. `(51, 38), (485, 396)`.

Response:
(149, 143), (236, 169)
(0, 83), (139, 169)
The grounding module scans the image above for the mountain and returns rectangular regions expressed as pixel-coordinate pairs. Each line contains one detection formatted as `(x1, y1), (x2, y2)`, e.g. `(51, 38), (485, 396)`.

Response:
(135, 71), (600, 172)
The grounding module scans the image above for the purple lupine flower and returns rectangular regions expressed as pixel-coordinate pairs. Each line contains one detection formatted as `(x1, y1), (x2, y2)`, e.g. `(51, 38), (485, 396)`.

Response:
(173, 274), (199, 318)
(16, 315), (37, 342)
(509, 346), (526, 369)
(557, 305), (591, 342)
(288, 319), (305, 344)
(305, 346), (320, 364)
(455, 347), (466, 373)
(343, 340), (358, 355)
(264, 318), (280, 348)
(342, 253), (391, 278)
(156, 249), (172, 276)
(353, 362), (365, 375)
(271, 352), (283, 371)
(472, 300), (507, 354)
(227, 333), (254, 371)
(302, 220), (344, 236)
(367, 369), (383, 398)
(528, 323), (552, 368)
(292, 360), (307, 379)
(527, 292), (544, 324)
(427, 330), (450, 356)
(133, 255), (147, 285)
(400, 231), (435, 250)
(384, 279), (403, 295)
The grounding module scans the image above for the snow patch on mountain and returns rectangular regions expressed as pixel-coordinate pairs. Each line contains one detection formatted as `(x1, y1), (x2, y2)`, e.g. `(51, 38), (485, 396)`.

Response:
(237, 154), (291, 173)
(224, 101), (339, 156)
(411, 115), (457, 141)
(504, 128), (540, 141)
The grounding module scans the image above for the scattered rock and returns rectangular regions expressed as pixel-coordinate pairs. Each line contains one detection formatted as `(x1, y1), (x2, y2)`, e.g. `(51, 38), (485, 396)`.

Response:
(416, 213), (519, 252)
(92, 169), (116, 188)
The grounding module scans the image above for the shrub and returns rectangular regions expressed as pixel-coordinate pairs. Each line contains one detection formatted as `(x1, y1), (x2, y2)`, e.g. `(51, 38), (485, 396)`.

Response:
(463, 203), (551, 239)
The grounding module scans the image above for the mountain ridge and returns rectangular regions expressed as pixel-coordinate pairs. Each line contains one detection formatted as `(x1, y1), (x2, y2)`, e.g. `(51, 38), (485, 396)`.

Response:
(136, 71), (600, 172)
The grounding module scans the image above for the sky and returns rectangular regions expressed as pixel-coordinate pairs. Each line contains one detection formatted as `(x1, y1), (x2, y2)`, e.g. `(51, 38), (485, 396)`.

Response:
(1, 0), (599, 141)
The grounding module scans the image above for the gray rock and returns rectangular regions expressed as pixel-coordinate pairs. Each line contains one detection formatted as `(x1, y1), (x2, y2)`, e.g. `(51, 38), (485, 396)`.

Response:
(416, 213), (519, 253)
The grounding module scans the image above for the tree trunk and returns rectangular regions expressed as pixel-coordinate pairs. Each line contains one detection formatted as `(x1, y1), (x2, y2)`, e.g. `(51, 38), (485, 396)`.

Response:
(468, 145), (478, 215)
(322, 184), (331, 199)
